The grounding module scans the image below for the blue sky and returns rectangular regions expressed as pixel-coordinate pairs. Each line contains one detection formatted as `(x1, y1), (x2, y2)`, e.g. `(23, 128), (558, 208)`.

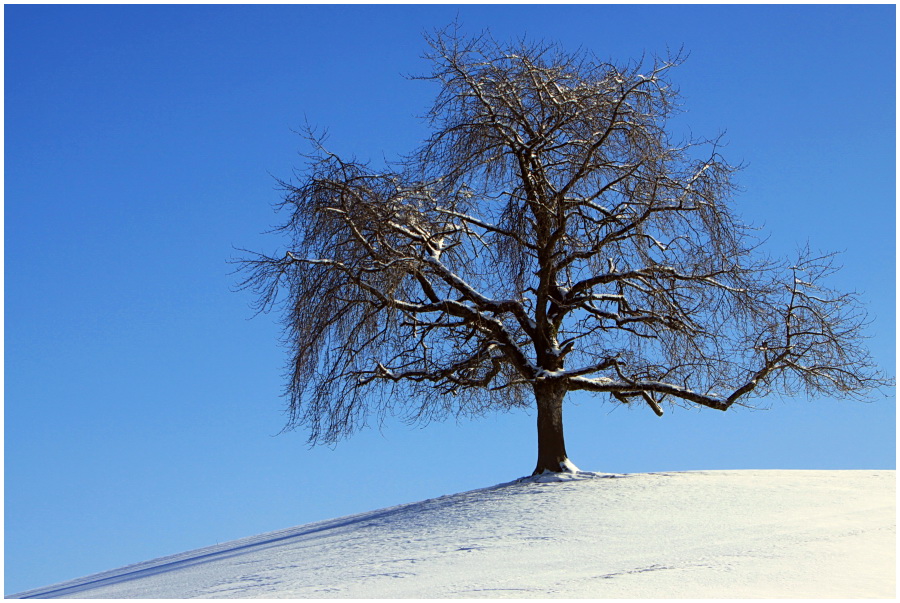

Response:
(5, 4), (895, 595)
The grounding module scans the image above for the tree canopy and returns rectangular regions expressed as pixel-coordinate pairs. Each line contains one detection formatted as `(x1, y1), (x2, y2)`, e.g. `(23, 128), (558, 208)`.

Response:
(239, 28), (889, 474)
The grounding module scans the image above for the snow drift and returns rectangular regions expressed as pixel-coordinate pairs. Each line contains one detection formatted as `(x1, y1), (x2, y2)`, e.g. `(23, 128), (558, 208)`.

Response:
(10, 470), (894, 599)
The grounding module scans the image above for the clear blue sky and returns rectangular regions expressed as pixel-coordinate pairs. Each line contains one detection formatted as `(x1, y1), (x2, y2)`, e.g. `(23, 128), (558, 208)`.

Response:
(5, 4), (895, 595)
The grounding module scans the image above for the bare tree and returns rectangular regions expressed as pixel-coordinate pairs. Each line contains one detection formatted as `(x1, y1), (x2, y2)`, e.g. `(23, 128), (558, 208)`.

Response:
(239, 29), (889, 475)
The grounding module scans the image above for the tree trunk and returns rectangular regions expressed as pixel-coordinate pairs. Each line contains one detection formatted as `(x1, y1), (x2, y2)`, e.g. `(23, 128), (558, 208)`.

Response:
(532, 382), (577, 475)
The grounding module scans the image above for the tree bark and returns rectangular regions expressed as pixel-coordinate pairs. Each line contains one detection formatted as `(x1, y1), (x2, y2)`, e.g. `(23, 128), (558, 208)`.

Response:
(532, 382), (575, 475)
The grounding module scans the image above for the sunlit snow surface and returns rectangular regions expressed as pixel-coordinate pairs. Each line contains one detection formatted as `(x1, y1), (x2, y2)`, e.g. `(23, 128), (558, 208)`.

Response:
(11, 470), (894, 598)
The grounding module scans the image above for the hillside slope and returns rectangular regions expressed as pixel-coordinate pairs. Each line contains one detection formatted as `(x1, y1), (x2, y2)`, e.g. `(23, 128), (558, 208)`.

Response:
(11, 470), (894, 599)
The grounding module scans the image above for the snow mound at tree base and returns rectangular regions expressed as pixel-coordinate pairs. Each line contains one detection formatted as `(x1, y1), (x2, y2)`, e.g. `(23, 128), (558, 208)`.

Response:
(521, 469), (609, 482)
(12, 470), (895, 599)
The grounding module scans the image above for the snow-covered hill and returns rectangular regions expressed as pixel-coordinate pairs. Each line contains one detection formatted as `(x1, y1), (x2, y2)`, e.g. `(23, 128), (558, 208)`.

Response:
(10, 470), (894, 599)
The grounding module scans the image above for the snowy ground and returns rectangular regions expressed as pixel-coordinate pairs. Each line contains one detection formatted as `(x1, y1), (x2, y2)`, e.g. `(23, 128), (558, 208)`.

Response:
(10, 470), (894, 599)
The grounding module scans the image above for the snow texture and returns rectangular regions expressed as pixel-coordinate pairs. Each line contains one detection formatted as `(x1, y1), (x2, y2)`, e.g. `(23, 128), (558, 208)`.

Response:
(10, 470), (894, 599)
